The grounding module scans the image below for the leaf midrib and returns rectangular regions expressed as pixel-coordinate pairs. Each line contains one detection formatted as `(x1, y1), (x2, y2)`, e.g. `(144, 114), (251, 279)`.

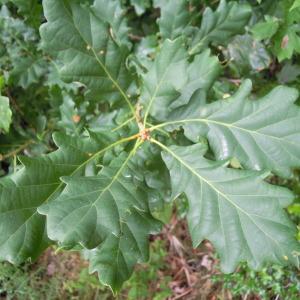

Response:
(60, 1), (134, 115)
(151, 118), (299, 147)
(49, 140), (142, 248)
(2, 135), (138, 251)
(153, 139), (287, 255)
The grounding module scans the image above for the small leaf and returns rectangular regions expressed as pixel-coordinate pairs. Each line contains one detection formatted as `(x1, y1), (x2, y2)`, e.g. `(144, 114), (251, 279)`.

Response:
(190, 0), (252, 54)
(0, 95), (12, 133)
(277, 61), (300, 84)
(58, 93), (82, 135)
(130, 0), (151, 15)
(0, 0), (41, 26)
(273, 7), (300, 62)
(10, 56), (47, 88)
(153, 0), (190, 40)
(251, 16), (280, 41)
(227, 34), (271, 72)
(276, 28), (300, 61)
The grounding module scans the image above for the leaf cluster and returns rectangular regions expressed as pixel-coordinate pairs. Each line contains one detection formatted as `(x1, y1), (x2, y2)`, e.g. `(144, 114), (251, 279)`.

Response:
(0, 0), (300, 294)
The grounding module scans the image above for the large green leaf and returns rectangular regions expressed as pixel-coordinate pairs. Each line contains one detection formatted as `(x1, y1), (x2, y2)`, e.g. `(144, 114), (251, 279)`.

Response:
(0, 95), (12, 133)
(190, 0), (252, 54)
(155, 80), (300, 177)
(158, 141), (300, 272)
(40, 0), (134, 111)
(140, 38), (220, 123)
(140, 38), (188, 123)
(0, 132), (117, 263)
(38, 149), (161, 292)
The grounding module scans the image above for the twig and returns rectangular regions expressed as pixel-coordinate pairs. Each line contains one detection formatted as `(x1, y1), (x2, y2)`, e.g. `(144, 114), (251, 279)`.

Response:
(5, 88), (25, 117)
(172, 288), (193, 300)
(135, 103), (150, 140)
(0, 140), (35, 161)
(128, 33), (142, 41)
(227, 78), (242, 86)
(5, 88), (37, 131)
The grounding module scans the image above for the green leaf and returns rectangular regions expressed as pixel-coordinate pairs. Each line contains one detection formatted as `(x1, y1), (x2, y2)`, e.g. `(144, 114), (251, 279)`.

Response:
(134, 35), (157, 70)
(159, 80), (300, 177)
(40, 0), (135, 112)
(132, 143), (172, 223)
(190, 0), (252, 54)
(141, 38), (220, 123)
(130, 0), (151, 15)
(274, 28), (300, 62)
(10, 56), (47, 88)
(91, 0), (131, 48)
(0, 95), (12, 133)
(153, 0), (190, 40)
(38, 148), (161, 293)
(0, 132), (117, 263)
(272, 2), (300, 61)
(87, 232), (145, 293)
(251, 16), (280, 41)
(290, 0), (300, 11)
(159, 142), (300, 272)
(227, 34), (271, 72)
(277, 61), (300, 84)
(0, 0), (42, 26)
(0, 0), (38, 15)
(140, 38), (188, 123)
(58, 93), (82, 135)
